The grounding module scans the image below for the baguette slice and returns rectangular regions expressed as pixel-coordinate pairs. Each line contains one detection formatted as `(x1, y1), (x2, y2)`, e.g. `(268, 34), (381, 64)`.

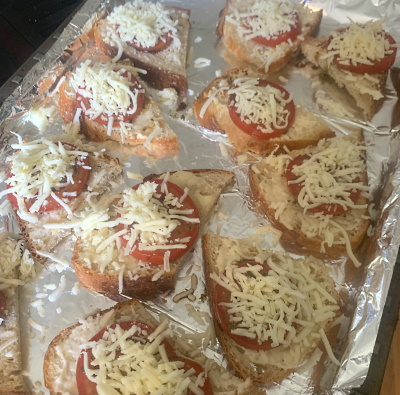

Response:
(12, 150), (122, 264)
(43, 299), (254, 395)
(0, 234), (36, 394)
(248, 132), (370, 263)
(72, 169), (235, 298)
(193, 67), (334, 155)
(217, 0), (323, 73)
(202, 232), (340, 384)
(58, 61), (179, 158)
(301, 36), (387, 120)
(93, 4), (190, 109)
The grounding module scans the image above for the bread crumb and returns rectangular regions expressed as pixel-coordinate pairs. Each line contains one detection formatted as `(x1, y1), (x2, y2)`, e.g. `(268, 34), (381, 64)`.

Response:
(278, 75), (289, 84)
(194, 57), (211, 68)
(194, 36), (202, 43)
(215, 69), (222, 77)
(56, 307), (62, 314)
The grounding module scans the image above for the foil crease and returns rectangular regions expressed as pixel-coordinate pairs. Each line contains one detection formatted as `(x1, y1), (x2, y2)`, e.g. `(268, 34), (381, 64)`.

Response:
(0, 0), (399, 393)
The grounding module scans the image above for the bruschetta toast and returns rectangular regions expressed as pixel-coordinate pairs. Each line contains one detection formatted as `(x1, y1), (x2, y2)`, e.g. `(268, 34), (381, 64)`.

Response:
(72, 169), (235, 298)
(301, 20), (397, 120)
(193, 67), (334, 155)
(93, 1), (190, 108)
(217, 0), (323, 73)
(58, 60), (179, 157)
(1, 136), (122, 263)
(43, 299), (254, 394)
(202, 232), (340, 384)
(249, 132), (370, 266)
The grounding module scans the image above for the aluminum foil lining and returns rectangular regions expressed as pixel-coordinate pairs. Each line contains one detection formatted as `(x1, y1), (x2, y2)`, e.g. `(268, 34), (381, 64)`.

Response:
(0, 0), (400, 393)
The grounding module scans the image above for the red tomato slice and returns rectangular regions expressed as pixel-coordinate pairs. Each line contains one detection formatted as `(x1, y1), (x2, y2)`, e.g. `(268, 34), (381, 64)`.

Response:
(228, 80), (295, 139)
(0, 291), (6, 318)
(248, 13), (301, 47)
(178, 358), (214, 395)
(76, 70), (145, 126)
(129, 32), (173, 52)
(285, 154), (362, 215)
(7, 142), (90, 213)
(331, 31), (397, 74)
(76, 321), (176, 395)
(214, 261), (273, 350)
(117, 179), (200, 265)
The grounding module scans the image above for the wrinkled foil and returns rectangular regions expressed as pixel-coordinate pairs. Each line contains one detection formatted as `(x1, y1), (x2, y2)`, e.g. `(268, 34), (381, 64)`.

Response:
(0, 0), (399, 393)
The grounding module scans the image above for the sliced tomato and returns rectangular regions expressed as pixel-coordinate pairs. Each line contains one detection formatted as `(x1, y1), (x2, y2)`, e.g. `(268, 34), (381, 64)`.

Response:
(228, 80), (295, 139)
(7, 142), (90, 213)
(76, 70), (145, 126)
(178, 358), (214, 395)
(117, 179), (200, 265)
(76, 321), (176, 395)
(129, 31), (173, 52)
(331, 31), (397, 74)
(0, 291), (6, 318)
(285, 154), (362, 215)
(214, 261), (273, 350)
(248, 13), (301, 47)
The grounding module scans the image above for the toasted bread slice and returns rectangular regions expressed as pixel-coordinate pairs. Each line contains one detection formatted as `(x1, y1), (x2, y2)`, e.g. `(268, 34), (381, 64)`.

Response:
(43, 299), (254, 395)
(0, 234), (36, 394)
(93, 4), (190, 108)
(10, 148), (122, 264)
(58, 61), (179, 157)
(193, 67), (334, 155)
(72, 169), (235, 298)
(301, 36), (387, 120)
(248, 132), (370, 264)
(202, 232), (340, 384)
(217, 0), (322, 73)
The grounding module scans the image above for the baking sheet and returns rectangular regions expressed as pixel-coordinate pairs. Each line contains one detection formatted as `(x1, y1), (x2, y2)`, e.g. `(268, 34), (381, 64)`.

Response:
(1, 0), (400, 393)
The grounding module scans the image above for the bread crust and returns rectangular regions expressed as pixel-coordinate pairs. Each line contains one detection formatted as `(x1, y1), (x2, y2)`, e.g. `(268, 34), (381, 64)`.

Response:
(58, 69), (179, 156)
(193, 67), (334, 155)
(93, 6), (190, 108)
(72, 169), (235, 298)
(202, 232), (340, 384)
(248, 133), (370, 259)
(217, 0), (323, 73)
(301, 36), (387, 120)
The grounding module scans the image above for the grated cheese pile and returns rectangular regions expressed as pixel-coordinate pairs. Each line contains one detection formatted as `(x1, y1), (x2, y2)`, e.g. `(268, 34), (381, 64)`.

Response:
(213, 237), (340, 369)
(105, 0), (178, 49)
(288, 142), (369, 211)
(226, 0), (299, 42)
(212, 251), (339, 349)
(117, 179), (199, 254)
(229, 77), (293, 134)
(1, 135), (89, 217)
(0, 233), (35, 291)
(71, 60), (144, 124)
(324, 20), (395, 67)
(81, 321), (205, 394)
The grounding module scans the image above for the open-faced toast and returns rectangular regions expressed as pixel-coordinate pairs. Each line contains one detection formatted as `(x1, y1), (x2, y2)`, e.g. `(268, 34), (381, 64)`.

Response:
(72, 169), (235, 298)
(43, 299), (253, 395)
(202, 232), (340, 384)
(248, 132), (370, 266)
(2, 136), (122, 263)
(301, 20), (397, 120)
(193, 67), (334, 155)
(58, 60), (179, 157)
(93, 1), (190, 108)
(217, 0), (323, 73)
